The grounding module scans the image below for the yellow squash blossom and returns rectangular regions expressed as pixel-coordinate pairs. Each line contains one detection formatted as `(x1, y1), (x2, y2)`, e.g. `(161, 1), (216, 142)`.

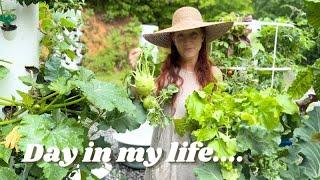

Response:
(0, 126), (21, 152)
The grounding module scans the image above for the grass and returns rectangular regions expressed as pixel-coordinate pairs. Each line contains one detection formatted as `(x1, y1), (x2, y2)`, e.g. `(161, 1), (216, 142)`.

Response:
(95, 68), (131, 86)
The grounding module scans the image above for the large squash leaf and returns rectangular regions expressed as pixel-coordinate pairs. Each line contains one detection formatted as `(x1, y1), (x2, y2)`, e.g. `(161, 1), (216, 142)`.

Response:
(103, 100), (146, 133)
(0, 145), (12, 164)
(44, 56), (71, 81)
(18, 110), (85, 153)
(48, 77), (75, 95)
(294, 106), (320, 143)
(74, 79), (136, 116)
(38, 162), (69, 180)
(0, 167), (19, 180)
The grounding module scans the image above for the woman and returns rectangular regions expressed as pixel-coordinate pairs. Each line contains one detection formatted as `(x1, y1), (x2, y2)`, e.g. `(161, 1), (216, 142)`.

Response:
(142, 6), (233, 180)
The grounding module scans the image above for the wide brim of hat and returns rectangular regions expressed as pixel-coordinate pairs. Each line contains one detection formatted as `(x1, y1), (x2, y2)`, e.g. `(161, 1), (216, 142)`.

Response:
(143, 21), (234, 48)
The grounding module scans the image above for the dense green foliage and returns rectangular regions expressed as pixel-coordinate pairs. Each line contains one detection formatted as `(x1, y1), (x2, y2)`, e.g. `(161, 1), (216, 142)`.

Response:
(39, 3), (80, 61)
(0, 57), (146, 179)
(86, 0), (252, 28)
(0, 0), (319, 179)
(0, 1), (145, 179)
(17, 0), (85, 11)
(175, 81), (320, 179)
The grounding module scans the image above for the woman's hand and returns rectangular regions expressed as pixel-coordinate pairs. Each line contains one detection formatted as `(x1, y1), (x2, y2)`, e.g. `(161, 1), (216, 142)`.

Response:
(128, 48), (142, 69)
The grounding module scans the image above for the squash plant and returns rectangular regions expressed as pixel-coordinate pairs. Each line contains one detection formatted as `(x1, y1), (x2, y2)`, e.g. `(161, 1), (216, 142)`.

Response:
(0, 56), (146, 179)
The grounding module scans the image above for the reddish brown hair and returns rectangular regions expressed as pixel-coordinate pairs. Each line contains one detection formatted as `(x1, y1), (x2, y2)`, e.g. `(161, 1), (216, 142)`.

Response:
(156, 31), (217, 115)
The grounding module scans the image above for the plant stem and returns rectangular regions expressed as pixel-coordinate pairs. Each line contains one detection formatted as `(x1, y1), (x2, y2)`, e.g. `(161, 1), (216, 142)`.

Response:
(0, 96), (15, 103)
(65, 95), (81, 102)
(22, 163), (33, 180)
(0, 101), (23, 107)
(40, 95), (62, 113)
(62, 109), (82, 114)
(12, 107), (27, 117)
(50, 97), (86, 109)
(0, 119), (21, 126)
(39, 92), (59, 104)
(0, 102), (13, 106)
(0, 97), (24, 106)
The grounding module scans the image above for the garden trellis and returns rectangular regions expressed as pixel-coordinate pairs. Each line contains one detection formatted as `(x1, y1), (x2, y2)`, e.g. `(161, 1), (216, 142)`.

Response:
(217, 21), (295, 88)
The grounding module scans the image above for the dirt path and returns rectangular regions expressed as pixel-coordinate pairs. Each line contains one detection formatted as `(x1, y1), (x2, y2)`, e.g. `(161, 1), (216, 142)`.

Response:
(81, 10), (132, 56)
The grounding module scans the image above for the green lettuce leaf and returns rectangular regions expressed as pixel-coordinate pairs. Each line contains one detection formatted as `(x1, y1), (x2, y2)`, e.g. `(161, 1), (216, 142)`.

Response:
(208, 132), (237, 157)
(174, 117), (199, 136)
(276, 94), (299, 115)
(192, 126), (218, 142)
(185, 91), (206, 121)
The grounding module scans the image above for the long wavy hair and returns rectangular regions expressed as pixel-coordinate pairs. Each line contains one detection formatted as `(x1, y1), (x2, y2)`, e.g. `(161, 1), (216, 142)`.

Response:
(156, 28), (217, 115)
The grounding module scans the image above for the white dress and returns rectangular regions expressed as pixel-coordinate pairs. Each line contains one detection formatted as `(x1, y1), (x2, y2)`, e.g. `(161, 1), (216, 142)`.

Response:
(144, 68), (202, 180)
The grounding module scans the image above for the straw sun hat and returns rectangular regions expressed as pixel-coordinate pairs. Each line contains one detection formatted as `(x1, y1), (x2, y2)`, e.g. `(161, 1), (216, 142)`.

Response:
(143, 6), (234, 48)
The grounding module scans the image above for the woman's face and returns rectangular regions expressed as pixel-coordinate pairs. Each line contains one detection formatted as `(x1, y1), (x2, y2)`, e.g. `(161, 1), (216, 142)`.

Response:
(172, 28), (204, 61)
